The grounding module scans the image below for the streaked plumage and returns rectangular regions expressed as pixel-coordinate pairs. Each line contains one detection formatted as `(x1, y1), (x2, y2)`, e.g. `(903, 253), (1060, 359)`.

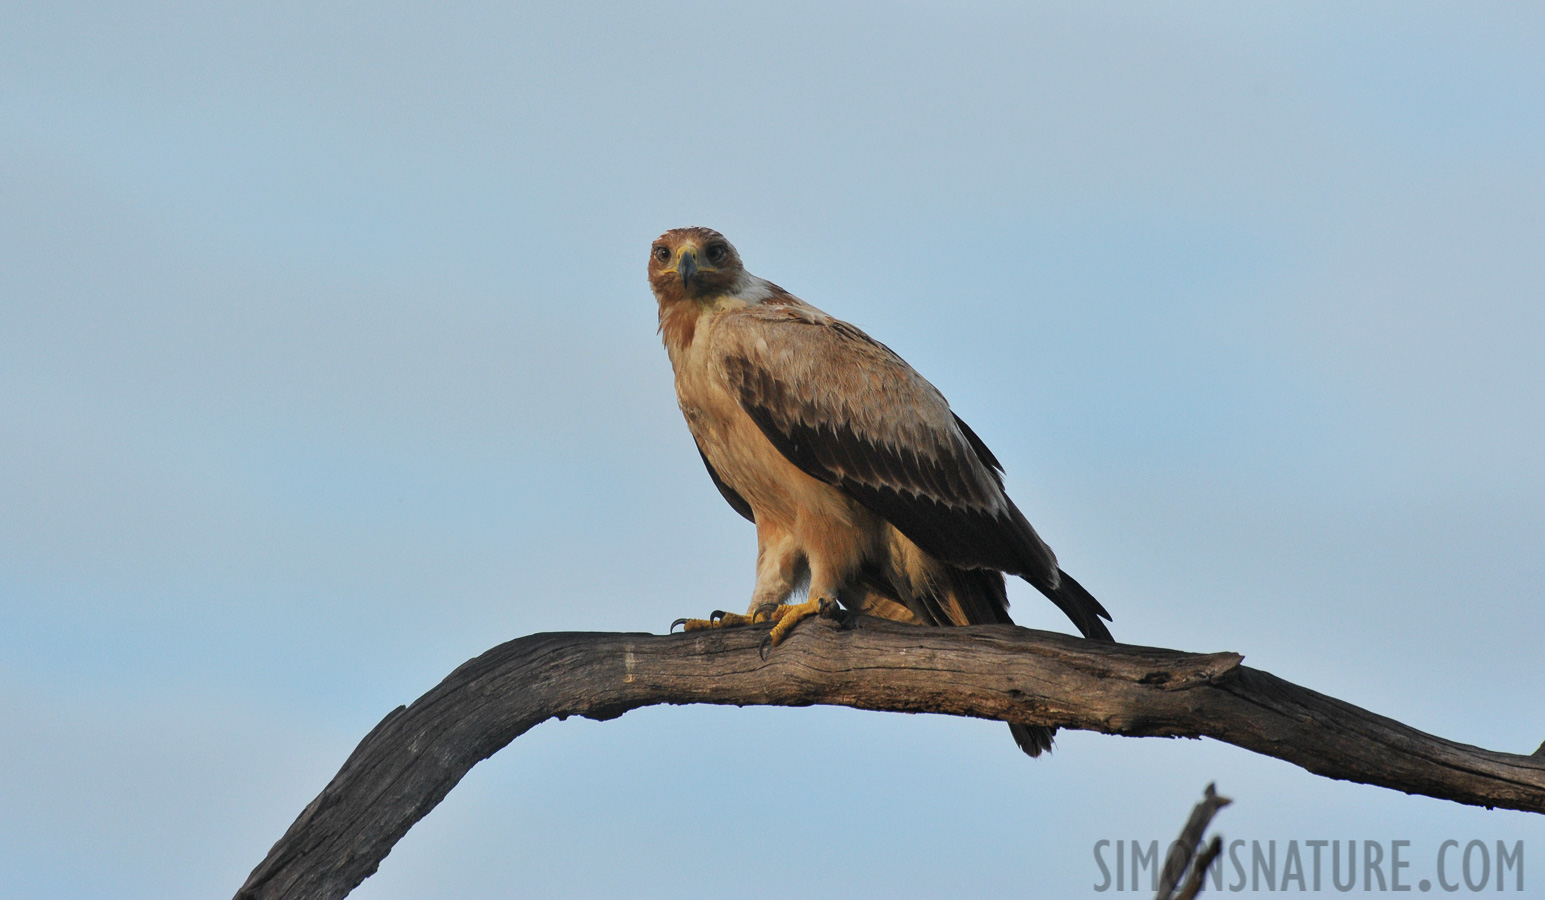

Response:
(650, 227), (1113, 756)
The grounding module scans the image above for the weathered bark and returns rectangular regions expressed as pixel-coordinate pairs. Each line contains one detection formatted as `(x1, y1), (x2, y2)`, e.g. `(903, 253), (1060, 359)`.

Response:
(235, 616), (1545, 900)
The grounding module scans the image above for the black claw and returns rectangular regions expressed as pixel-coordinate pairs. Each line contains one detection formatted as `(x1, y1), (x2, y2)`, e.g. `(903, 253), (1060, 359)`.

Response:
(820, 597), (851, 625)
(759, 634), (773, 661)
(670, 617), (689, 633)
(709, 610), (727, 623)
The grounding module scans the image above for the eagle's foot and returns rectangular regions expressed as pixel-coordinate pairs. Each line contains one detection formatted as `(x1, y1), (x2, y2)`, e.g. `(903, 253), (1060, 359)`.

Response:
(670, 609), (762, 633)
(758, 597), (842, 659)
(671, 599), (843, 655)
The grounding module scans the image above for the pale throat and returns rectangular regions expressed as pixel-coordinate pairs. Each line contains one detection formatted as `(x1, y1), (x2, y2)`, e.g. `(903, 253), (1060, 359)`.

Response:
(704, 292), (753, 312)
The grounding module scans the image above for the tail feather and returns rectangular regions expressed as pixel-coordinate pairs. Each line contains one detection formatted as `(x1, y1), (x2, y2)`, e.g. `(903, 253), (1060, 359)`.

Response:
(1010, 722), (1055, 757)
(941, 567), (1098, 758)
(855, 560), (1113, 759)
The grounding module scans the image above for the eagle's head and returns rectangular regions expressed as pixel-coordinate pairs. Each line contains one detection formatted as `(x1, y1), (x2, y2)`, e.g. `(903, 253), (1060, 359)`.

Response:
(648, 227), (745, 305)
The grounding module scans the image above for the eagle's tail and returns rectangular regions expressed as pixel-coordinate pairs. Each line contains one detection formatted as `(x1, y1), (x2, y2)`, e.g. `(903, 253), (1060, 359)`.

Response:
(1009, 722), (1056, 757)
(941, 566), (1064, 758)
(865, 561), (1114, 758)
(1008, 567), (1114, 755)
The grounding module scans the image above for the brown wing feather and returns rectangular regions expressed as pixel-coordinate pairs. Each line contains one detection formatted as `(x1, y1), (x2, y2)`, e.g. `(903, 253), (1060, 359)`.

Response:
(696, 443), (754, 523)
(711, 304), (1060, 584)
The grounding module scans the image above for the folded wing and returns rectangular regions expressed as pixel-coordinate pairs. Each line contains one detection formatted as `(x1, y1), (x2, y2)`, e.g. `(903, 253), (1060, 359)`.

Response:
(712, 304), (1060, 586)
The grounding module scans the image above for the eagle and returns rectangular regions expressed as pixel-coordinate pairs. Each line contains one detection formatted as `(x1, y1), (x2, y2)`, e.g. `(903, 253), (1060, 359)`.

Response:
(650, 227), (1113, 756)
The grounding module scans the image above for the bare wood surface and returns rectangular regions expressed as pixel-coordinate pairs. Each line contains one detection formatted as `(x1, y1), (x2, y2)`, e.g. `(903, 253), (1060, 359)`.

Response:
(1175, 837), (1224, 900)
(235, 615), (1545, 900)
(1156, 782), (1231, 899)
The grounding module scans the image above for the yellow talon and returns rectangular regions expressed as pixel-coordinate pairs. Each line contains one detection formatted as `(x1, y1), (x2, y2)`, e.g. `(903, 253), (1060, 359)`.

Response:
(673, 599), (839, 652)
(764, 598), (825, 648)
(677, 610), (758, 632)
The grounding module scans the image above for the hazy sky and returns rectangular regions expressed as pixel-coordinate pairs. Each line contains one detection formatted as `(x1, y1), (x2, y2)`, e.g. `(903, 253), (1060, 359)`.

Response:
(2, 3), (1543, 897)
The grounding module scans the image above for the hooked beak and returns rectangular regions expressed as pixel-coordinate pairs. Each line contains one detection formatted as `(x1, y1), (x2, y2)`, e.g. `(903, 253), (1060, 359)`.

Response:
(678, 250), (698, 288)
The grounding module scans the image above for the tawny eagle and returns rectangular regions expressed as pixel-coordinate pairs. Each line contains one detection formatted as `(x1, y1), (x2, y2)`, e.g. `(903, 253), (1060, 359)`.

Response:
(650, 227), (1112, 756)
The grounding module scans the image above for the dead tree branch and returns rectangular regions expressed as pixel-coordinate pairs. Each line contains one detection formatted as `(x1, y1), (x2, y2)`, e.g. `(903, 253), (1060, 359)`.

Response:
(235, 615), (1545, 900)
(1157, 783), (1231, 900)
(1176, 837), (1224, 900)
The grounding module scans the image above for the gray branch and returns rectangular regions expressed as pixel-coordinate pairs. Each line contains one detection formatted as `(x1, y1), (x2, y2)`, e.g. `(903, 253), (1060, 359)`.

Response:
(1176, 836), (1224, 900)
(1157, 782), (1232, 899)
(235, 616), (1545, 900)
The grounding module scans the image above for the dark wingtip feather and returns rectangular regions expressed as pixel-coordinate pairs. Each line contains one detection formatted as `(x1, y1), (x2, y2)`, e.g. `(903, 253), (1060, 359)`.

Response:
(1040, 568), (1115, 642)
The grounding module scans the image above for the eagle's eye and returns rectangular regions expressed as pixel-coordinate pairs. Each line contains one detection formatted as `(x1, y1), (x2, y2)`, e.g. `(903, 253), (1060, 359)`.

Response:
(653, 245), (670, 263)
(706, 243), (728, 265)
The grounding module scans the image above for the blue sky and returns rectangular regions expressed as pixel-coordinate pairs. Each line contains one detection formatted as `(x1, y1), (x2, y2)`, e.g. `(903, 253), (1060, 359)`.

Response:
(2, 3), (1542, 897)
